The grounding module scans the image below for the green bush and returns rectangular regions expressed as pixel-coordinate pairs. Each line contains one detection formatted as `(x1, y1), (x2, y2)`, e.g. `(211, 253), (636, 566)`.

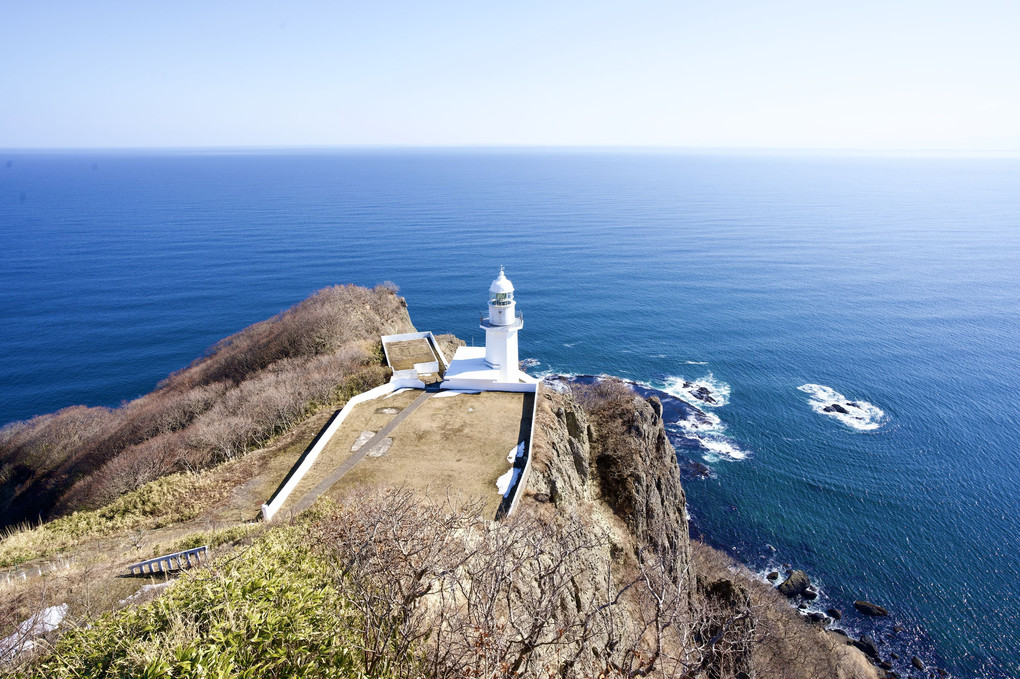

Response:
(21, 524), (386, 679)
(0, 472), (226, 567)
(164, 523), (262, 556)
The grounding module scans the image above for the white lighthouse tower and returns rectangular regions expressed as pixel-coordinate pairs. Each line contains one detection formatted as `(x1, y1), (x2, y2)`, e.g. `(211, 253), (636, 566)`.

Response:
(441, 268), (537, 389)
(482, 267), (523, 382)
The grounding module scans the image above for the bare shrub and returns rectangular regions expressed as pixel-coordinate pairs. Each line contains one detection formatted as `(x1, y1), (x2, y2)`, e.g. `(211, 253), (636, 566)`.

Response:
(2, 284), (412, 527)
(311, 489), (760, 679)
(572, 378), (643, 456)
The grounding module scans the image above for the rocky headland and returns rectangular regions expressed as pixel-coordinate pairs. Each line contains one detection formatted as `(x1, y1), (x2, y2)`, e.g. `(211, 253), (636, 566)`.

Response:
(1, 286), (898, 677)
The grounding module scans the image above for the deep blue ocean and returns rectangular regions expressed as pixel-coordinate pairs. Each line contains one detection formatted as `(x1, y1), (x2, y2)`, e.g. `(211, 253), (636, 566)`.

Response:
(2, 151), (1018, 677)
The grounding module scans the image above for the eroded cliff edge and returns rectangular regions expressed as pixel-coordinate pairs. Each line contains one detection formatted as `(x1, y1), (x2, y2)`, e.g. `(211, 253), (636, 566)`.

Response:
(526, 380), (880, 679)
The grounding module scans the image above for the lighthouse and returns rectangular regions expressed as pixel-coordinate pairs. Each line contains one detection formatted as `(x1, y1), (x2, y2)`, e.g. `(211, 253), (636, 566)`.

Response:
(482, 267), (523, 381)
(440, 268), (537, 389)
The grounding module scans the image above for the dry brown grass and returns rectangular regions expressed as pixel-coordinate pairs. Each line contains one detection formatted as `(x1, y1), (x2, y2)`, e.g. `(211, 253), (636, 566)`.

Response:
(383, 338), (437, 371)
(320, 391), (527, 517)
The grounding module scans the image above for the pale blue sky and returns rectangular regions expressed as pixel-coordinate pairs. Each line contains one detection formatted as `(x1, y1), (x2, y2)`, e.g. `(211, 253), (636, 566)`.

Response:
(3, 0), (1019, 151)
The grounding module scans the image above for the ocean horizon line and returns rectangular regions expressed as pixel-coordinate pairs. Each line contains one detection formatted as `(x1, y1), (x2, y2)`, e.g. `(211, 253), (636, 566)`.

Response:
(3, 144), (1020, 159)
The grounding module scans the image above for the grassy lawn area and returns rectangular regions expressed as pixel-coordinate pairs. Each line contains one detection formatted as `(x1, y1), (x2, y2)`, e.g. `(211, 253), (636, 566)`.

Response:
(326, 390), (528, 517)
(384, 338), (438, 371)
(277, 388), (425, 514)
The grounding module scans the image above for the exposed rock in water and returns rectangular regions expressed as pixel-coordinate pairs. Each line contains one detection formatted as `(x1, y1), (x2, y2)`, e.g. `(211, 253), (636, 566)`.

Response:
(767, 571), (779, 581)
(911, 656), (926, 671)
(680, 381), (718, 404)
(803, 587), (819, 600)
(678, 457), (713, 479)
(694, 387), (716, 404)
(777, 569), (811, 597)
(854, 600), (890, 617)
(823, 403), (850, 414)
(827, 607), (843, 620)
(849, 635), (880, 660)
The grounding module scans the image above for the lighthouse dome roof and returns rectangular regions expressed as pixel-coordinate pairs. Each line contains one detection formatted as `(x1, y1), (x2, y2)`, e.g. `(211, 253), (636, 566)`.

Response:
(489, 267), (514, 294)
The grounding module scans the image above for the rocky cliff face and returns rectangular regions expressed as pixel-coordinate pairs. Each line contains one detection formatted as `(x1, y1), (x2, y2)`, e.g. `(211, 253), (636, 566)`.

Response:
(526, 381), (879, 679)
(528, 383), (690, 575)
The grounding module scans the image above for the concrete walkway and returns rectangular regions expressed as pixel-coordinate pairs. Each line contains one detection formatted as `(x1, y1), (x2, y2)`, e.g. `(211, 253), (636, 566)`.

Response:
(289, 391), (432, 515)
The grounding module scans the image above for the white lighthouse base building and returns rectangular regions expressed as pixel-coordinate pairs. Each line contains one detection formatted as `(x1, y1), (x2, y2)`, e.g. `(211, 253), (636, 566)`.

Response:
(442, 268), (539, 392)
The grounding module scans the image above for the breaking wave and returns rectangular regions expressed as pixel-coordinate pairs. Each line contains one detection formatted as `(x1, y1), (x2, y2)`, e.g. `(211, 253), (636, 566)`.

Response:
(542, 373), (750, 463)
(798, 384), (886, 431)
(673, 407), (724, 434)
(695, 435), (749, 462)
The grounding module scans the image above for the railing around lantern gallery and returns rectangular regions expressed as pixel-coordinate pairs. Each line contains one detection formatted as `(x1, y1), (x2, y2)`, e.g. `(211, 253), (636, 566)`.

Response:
(480, 310), (523, 327)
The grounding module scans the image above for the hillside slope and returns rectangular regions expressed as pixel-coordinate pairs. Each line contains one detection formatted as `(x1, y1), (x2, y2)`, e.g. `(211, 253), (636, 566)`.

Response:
(0, 284), (413, 529)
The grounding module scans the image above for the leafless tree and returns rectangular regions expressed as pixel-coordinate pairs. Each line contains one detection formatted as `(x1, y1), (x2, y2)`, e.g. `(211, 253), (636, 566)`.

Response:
(311, 489), (761, 679)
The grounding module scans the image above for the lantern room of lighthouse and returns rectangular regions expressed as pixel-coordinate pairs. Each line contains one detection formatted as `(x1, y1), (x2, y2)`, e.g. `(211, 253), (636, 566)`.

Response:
(482, 267), (523, 382)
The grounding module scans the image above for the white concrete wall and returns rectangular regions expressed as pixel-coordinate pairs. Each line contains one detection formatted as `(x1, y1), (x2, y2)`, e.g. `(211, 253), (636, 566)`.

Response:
(424, 332), (450, 369)
(440, 379), (539, 394)
(413, 361), (439, 374)
(381, 331), (448, 373)
(506, 384), (541, 517)
(484, 326), (506, 370)
(261, 377), (425, 521)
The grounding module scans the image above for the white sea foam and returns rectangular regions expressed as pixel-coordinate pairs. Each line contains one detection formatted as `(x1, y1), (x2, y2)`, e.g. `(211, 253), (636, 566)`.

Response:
(685, 361), (708, 365)
(661, 373), (730, 407)
(798, 384), (886, 431)
(520, 357), (540, 369)
(695, 435), (748, 461)
(673, 408), (724, 434)
(540, 374), (577, 392)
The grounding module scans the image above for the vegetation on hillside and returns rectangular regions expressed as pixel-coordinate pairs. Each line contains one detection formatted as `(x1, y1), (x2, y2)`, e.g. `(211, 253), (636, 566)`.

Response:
(0, 284), (412, 528)
(0, 468), (231, 568)
(8, 490), (753, 679)
(1, 381), (874, 679)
